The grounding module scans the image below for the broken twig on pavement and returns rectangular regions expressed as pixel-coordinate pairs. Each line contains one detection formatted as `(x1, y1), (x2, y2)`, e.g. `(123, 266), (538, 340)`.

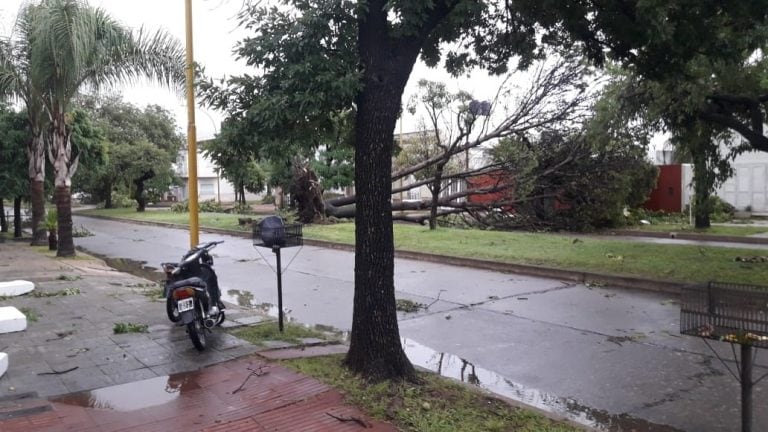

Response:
(232, 365), (269, 394)
(326, 412), (371, 428)
(38, 366), (78, 375)
(426, 289), (446, 310)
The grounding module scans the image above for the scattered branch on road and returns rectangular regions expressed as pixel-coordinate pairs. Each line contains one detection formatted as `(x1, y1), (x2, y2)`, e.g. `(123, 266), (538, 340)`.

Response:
(325, 412), (371, 428)
(232, 365), (270, 394)
(38, 366), (79, 375)
(46, 330), (76, 342)
(426, 290), (446, 310)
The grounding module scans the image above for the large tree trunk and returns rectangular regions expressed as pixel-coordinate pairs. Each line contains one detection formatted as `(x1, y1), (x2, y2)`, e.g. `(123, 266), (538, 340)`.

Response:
(0, 199), (7, 233)
(13, 197), (22, 239)
(428, 163), (445, 230)
(28, 131), (47, 246)
(291, 163), (325, 223)
(54, 186), (75, 256)
(104, 180), (114, 208)
(344, 9), (419, 381)
(50, 109), (79, 257)
(239, 183), (246, 205)
(692, 145), (713, 229)
(133, 170), (155, 212)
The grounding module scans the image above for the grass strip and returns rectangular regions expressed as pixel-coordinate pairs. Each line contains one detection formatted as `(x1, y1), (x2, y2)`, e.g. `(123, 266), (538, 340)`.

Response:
(232, 322), (330, 346)
(304, 222), (768, 285)
(282, 355), (581, 432)
(79, 208), (251, 231)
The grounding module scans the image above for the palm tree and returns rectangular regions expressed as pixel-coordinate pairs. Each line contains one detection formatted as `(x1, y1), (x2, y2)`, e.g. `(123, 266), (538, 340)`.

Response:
(0, 2), (50, 246)
(28, 0), (185, 256)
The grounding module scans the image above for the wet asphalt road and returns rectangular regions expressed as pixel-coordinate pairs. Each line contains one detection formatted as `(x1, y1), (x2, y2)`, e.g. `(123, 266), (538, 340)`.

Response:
(72, 215), (767, 432)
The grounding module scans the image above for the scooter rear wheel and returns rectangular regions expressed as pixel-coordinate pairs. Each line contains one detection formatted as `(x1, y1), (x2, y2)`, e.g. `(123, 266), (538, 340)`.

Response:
(166, 296), (181, 322)
(187, 319), (206, 351)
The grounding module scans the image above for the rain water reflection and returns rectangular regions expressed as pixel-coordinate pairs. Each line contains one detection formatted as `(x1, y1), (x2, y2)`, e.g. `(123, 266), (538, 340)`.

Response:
(402, 338), (681, 432)
(52, 375), (198, 411)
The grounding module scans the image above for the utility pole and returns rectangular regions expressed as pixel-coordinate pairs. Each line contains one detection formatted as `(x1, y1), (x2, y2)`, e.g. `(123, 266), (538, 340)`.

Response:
(185, 0), (199, 247)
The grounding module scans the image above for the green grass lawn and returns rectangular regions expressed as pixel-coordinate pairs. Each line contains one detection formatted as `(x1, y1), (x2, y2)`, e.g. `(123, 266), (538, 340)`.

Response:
(79, 207), (252, 231)
(79, 208), (768, 285)
(304, 222), (768, 285)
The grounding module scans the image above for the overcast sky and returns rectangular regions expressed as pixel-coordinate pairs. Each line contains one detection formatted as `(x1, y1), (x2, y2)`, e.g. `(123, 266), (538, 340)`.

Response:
(0, 0), (506, 141)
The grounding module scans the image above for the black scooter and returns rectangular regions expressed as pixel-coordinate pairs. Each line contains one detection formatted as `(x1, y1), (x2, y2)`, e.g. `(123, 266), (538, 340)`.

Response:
(161, 241), (225, 351)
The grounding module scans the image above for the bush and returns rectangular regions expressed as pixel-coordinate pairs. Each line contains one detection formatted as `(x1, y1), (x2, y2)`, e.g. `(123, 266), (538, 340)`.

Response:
(232, 202), (254, 215)
(261, 194), (276, 205)
(682, 196), (735, 223)
(171, 199), (226, 213)
(45, 209), (58, 231)
(710, 196), (735, 222)
(199, 199), (224, 213)
(277, 208), (299, 224)
(171, 200), (189, 213)
(110, 192), (134, 208)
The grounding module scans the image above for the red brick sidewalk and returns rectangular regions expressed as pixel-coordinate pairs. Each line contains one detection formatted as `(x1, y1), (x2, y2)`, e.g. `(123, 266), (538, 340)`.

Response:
(0, 355), (397, 432)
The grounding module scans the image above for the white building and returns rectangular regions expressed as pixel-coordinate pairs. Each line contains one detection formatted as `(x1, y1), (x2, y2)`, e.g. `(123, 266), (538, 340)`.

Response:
(656, 139), (768, 215)
(171, 145), (261, 203)
(711, 148), (768, 214)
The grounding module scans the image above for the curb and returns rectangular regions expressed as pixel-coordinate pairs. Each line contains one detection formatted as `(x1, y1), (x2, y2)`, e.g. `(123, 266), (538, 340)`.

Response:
(607, 228), (768, 245)
(76, 214), (687, 295)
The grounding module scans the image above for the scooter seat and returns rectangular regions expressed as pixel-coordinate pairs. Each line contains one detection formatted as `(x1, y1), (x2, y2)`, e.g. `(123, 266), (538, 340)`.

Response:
(167, 277), (207, 290)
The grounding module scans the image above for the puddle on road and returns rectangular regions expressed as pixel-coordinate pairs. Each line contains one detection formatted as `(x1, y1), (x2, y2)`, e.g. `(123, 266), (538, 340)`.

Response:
(51, 374), (199, 411)
(223, 289), (285, 318)
(402, 338), (682, 432)
(78, 248), (165, 284)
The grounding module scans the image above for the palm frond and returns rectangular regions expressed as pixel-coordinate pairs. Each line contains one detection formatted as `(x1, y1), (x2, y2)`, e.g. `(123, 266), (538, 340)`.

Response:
(27, 0), (185, 111)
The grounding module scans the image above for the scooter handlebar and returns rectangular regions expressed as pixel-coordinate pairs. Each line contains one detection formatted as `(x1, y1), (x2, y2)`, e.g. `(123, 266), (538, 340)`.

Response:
(194, 240), (224, 251)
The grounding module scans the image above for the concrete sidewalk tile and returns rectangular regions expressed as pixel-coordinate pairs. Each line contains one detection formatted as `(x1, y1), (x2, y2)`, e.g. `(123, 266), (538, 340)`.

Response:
(59, 366), (116, 394)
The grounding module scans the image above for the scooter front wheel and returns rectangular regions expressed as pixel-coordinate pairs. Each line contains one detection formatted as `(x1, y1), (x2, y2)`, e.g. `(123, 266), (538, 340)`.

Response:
(166, 296), (181, 323)
(187, 319), (206, 351)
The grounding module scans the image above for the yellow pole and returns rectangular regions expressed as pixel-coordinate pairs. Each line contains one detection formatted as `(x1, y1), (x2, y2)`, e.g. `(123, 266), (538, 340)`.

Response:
(185, 0), (199, 247)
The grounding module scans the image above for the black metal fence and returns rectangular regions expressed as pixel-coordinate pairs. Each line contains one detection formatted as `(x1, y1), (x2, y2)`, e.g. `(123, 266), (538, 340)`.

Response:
(680, 281), (768, 348)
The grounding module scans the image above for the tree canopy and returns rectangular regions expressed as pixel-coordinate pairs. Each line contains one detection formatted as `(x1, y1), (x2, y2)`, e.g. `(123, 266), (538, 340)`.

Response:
(0, 106), (28, 199)
(75, 95), (183, 210)
(0, 0), (185, 256)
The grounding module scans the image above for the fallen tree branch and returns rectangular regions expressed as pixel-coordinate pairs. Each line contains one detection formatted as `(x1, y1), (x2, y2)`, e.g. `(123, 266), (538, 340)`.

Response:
(326, 412), (371, 428)
(232, 365), (269, 394)
(426, 289), (446, 309)
(38, 366), (78, 375)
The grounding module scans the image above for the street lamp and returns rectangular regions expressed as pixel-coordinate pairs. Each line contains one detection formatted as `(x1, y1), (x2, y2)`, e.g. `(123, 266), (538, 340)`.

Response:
(466, 99), (491, 170)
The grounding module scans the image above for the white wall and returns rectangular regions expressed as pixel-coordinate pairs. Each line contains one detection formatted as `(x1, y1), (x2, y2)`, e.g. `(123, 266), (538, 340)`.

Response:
(173, 149), (262, 203)
(717, 149), (768, 213)
(681, 147), (768, 214)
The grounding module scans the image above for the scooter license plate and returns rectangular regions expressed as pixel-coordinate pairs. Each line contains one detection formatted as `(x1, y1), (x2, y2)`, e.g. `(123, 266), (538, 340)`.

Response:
(177, 298), (194, 313)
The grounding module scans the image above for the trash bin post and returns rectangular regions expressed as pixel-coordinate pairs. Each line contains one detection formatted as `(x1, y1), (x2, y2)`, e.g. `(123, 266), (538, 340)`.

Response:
(741, 344), (753, 432)
(273, 245), (284, 332)
(253, 216), (303, 334)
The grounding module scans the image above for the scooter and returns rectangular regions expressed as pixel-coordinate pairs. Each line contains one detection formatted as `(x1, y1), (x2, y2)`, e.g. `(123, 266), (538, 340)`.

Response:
(161, 241), (225, 351)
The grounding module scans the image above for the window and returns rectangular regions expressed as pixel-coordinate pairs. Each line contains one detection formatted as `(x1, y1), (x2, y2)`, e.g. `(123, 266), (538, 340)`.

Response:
(199, 181), (215, 196)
